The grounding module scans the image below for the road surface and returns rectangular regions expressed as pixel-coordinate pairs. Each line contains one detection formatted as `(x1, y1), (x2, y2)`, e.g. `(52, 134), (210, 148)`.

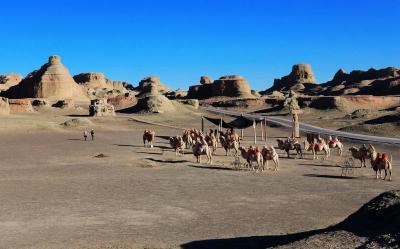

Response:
(203, 108), (400, 145)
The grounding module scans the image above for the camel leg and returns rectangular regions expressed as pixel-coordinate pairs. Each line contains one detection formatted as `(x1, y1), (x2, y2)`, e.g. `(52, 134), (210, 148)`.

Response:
(266, 160), (269, 170)
(286, 149), (290, 158)
(389, 169), (392, 181)
(276, 158), (279, 171)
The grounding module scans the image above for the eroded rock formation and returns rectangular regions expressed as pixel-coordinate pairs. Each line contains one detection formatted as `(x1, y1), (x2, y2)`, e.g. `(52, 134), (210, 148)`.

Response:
(187, 75), (253, 99)
(8, 99), (34, 113)
(136, 76), (171, 95)
(1, 56), (87, 100)
(0, 73), (23, 92)
(267, 64), (317, 93)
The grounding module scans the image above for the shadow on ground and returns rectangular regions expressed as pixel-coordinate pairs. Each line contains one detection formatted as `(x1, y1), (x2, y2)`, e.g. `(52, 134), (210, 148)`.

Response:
(180, 228), (328, 249)
(304, 173), (356, 179)
(298, 163), (340, 168)
(146, 158), (190, 164)
(187, 164), (236, 171)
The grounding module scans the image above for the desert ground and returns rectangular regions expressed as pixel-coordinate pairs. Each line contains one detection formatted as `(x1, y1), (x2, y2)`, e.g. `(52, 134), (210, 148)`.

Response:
(0, 107), (398, 249)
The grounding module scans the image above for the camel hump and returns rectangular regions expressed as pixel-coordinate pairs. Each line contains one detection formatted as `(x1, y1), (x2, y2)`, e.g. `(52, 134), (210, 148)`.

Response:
(382, 153), (389, 161)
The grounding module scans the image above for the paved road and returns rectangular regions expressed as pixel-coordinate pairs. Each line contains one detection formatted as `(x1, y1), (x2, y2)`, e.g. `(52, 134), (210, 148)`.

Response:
(204, 108), (400, 145)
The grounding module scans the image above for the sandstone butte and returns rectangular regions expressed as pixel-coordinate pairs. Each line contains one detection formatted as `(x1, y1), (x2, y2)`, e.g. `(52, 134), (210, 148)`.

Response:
(2, 56), (88, 100)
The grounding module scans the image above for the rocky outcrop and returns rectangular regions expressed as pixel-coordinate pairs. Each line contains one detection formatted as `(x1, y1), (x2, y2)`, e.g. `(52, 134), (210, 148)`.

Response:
(265, 65), (400, 96)
(187, 75), (253, 99)
(120, 84), (176, 113)
(73, 72), (110, 89)
(136, 76), (171, 95)
(1, 56), (87, 100)
(73, 72), (129, 91)
(0, 97), (10, 115)
(8, 99), (34, 113)
(200, 76), (213, 85)
(315, 67), (400, 96)
(0, 73), (23, 92)
(266, 64), (317, 93)
(107, 94), (137, 110)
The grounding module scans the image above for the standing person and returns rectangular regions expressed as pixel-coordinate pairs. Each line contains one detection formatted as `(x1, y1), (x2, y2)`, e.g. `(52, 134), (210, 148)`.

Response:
(90, 129), (95, 141)
(83, 130), (88, 141)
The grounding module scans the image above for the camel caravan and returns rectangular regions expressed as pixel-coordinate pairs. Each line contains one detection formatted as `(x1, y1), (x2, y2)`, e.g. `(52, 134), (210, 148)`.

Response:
(142, 127), (394, 180)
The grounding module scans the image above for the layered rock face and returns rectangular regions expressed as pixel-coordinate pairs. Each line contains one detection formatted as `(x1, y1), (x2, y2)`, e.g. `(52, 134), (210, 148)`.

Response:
(0, 73), (23, 92)
(187, 75), (253, 99)
(73, 72), (129, 90)
(2, 56), (87, 100)
(136, 76), (171, 94)
(265, 65), (400, 96)
(268, 64), (317, 92)
(315, 67), (400, 95)
(73, 72), (110, 89)
(8, 99), (34, 113)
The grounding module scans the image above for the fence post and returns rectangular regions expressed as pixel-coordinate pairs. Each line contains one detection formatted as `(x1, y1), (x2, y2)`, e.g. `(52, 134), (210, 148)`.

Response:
(201, 115), (204, 132)
(253, 119), (256, 145)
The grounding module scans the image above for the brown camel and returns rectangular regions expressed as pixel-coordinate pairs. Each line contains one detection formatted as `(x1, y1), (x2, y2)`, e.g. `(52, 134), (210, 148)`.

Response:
(276, 138), (302, 158)
(143, 130), (155, 148)
(238, 146), (263, 171)
(192, 136), (212, 164)
(169, 135), (185, 156)
(261, 145), (280, 171)
(348, 146), (369, 167)
(304, 139), (330, 160)
(367, 145), (393, 181)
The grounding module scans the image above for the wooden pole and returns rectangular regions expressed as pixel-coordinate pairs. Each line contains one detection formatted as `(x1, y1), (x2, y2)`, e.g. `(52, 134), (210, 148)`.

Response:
(240, 113), (243, 140)
(201, 115), (204, 133)
(260, 120), (264, 141)
(264, 117), (267, 141)
(253, 119), (256, 145)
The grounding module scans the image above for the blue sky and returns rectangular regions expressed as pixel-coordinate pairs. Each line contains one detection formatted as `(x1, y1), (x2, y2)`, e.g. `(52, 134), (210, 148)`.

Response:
(0, 0), (399, 90)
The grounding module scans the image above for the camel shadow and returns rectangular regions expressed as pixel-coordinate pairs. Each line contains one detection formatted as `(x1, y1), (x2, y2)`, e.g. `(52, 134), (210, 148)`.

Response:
(67, 114), (91, 117)
(181, 228), (328, 249)
(187, 164), (235, 171)
(298, 163), (340, 168)
(67, 138), (82, 141)
(113, 144), (143, 148)
(146, 158), (190, 164)
(135, 151), (164, 155)
(303, 173), (356, 179)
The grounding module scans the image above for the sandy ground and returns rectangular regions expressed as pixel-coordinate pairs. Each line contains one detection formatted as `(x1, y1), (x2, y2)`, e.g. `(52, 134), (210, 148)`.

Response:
(0, 110), (399, 249)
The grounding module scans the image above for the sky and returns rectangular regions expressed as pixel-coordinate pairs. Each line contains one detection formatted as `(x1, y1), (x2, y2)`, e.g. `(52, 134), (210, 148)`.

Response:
(0, 0), (399, 90)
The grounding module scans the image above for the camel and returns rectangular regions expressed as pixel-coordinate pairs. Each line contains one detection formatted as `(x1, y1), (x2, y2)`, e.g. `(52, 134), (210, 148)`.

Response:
(192, 136), (212, 164)
(261, 145), (279, 171)
(238, 146), (264, 171)
(276, 138), (302, 158)
(205, 133), (218, 155)
(182, 130), (193, 148)
(328, 136), (344, 156)
(367, 145), (393, 181)
(303, 139), (330, 160)
(143, 130), (155, 148)
(348, 145), (369, 167)
(169, 135), (185, 156)
(219, 134), (239, 156)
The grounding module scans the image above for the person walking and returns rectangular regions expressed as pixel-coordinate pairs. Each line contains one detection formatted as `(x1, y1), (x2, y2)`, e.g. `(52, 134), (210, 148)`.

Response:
(83, 130), (88, 141)
(90, 129), (95, 141)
